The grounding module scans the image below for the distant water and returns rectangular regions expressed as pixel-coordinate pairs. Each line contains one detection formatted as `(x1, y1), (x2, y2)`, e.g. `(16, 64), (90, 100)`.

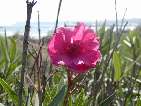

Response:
(0, 21), (137, 39)
(0, 22), (59, 39)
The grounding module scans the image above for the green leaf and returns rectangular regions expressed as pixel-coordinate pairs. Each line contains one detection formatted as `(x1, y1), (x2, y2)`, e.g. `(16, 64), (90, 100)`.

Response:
(113, 51), (121, 81)
(123, 40), (131, 48)
(6, 63), (21, 78)
(0, 39), (10, 62)
(9, 38), (17, 62)
(0, 77), (18, 105)
(49, 85), (67, 106)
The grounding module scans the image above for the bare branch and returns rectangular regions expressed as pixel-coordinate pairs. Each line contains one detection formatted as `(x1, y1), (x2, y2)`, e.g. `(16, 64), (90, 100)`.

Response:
(18, 1), (37, 106)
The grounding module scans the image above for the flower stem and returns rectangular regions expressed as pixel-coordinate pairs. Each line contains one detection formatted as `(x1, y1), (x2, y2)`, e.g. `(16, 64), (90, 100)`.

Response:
(64, 70), (72, 105)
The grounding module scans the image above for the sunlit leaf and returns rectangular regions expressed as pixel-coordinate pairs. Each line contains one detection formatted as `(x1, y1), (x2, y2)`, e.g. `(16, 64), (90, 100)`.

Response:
(113, 51), (121, 81)
(123, 40), (131, 47)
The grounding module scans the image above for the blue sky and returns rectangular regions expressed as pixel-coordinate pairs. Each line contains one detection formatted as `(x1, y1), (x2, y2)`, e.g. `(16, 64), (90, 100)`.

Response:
(0, 0), (141, 25)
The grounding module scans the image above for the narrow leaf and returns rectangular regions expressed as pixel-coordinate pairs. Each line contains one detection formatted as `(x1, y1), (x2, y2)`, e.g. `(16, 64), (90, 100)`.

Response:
(0, 39), (10, 62)
(49, 85), (66, 106)
(113, 51), (121, 81)
(9, 38), (17, 62)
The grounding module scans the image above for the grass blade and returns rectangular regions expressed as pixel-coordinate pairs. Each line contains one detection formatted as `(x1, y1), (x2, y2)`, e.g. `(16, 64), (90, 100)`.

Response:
(49, 85), (66, 106)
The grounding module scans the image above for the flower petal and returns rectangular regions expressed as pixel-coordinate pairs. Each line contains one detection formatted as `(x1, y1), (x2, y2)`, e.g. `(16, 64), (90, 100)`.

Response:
(61, 27), (74, 43)
(79, 50), (101, 67)
(68, 63), (91, 73)
(48, 51), (71, 66)
(63, 57), (91, 73)
(82, 29), (96, 42)
(53, 31), (66, 53)
(81, 29), (100, 51)
(48, 36), (57, 54)
(81, 40), (100, 51)
(73, 23), (85, 41)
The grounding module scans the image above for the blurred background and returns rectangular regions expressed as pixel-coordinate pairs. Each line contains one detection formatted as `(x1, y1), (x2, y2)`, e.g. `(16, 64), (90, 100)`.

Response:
(0, 0), (141, 38)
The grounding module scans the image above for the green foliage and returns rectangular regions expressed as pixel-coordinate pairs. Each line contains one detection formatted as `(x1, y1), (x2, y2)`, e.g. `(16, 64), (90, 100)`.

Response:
(74, 89), (87, 106)
(0, 36), (21, 105)
(0, 77), (18, 105)
(0, 37), (21, 78)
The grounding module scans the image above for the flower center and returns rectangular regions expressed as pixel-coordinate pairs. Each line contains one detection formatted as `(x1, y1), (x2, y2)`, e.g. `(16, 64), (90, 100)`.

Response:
(66, 42), (80, 57)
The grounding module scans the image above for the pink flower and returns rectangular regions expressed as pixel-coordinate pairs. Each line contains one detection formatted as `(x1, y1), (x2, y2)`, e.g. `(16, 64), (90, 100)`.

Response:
(48, 23), (101, 73)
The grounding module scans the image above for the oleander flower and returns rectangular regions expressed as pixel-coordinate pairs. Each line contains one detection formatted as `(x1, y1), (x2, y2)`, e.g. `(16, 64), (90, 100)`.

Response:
(48, 23), (101, 73)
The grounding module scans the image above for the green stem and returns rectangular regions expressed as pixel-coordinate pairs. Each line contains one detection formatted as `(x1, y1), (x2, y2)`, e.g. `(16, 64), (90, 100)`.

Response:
(64, 70), (72, 105)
